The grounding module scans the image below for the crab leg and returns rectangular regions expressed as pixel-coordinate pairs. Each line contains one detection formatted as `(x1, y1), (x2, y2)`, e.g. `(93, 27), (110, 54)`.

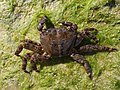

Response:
(20, 39), (41, 46)
(71, 54), (92, 79)
(75, 28), (98, 46)
(21, 52), (33, 73)
(79, 45), (117, 53)
(20, 52), (50, 73)
(30, 54), (39, 72)
(30, 53), (50, 72)
(15, 39), (44, 56)
(58, 21), (78, 30)
(84, 28), (98, 43)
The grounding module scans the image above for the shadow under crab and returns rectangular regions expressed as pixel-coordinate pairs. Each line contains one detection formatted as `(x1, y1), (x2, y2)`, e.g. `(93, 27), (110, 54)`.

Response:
(15, 16), (117, 79)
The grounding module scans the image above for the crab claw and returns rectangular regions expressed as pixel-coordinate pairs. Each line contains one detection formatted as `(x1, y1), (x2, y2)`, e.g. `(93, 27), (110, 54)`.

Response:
(37, 17), (47, 31)
(58, 21), (72, 26)
(58, 21), (78, 31)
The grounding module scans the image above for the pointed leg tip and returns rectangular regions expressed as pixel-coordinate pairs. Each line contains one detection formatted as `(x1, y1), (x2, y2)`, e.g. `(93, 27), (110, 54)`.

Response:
(36, 70), (40, 73)
(24, 70), (30, 73)
(15, 53), (20, 56)
(89, 75), (93, 80)
(110, 48), (118, 52)
(88, 73), (93, 80)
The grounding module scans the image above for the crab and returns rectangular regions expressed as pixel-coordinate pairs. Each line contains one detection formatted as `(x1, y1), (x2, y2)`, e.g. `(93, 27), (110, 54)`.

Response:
(15, 17), (117, 79)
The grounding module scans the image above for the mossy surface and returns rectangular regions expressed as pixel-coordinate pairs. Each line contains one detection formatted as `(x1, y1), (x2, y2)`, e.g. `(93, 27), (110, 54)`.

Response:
(0, 0), (120, 90)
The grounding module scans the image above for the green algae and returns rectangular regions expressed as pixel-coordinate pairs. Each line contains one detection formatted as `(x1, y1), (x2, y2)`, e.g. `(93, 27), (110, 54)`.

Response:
(0, 0), (120, 90)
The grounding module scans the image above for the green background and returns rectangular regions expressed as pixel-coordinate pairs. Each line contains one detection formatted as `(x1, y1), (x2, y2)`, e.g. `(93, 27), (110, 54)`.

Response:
(0, 0), (120, 90)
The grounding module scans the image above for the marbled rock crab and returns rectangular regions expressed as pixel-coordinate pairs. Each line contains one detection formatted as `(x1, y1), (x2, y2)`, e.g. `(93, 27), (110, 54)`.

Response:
(15, 17), (116, 79)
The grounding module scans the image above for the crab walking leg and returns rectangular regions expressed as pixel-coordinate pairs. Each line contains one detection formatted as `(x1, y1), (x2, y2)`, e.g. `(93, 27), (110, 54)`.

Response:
(15, 39), (44, 56)
(30, 53), (50, 72)
(20, 39), (41, 46)
(30, 56), (39, 72)
(20, 52), (50, 73)
(79, 45), (117, 53)
(15, 44), (23, 56)
(83, 28), (98, 43)
(75, 28), (98, 46)
(71, 54), (92, 79)
(21, 52), (33, 73)
(30, 53), (41, 72)
(22, 57), (28, 73)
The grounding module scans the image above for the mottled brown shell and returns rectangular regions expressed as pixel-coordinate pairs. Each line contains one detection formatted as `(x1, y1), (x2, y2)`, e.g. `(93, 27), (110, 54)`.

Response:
(40, 27), (76, 57)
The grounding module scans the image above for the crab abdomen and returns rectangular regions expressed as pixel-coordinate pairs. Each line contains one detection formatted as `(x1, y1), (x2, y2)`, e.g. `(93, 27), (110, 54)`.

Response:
(40, 28), (76, 57)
